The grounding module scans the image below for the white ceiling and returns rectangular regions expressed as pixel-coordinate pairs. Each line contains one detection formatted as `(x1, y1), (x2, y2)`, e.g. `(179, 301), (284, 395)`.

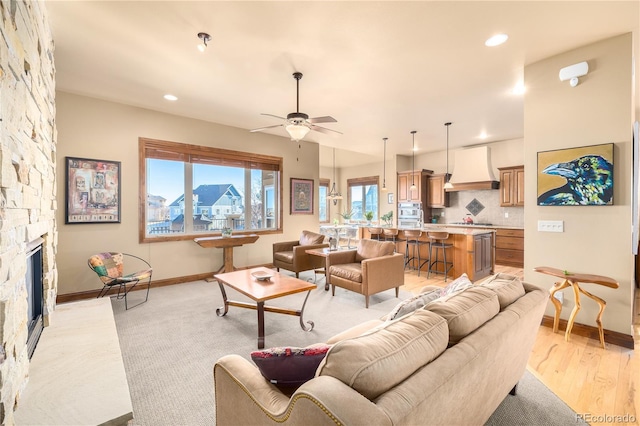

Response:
(46, 1), (639, 167)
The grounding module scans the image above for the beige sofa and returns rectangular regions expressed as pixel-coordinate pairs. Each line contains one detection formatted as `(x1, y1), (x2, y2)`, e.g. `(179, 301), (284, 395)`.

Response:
(214, 274), (547, 425)
(326, 238), (405, 308)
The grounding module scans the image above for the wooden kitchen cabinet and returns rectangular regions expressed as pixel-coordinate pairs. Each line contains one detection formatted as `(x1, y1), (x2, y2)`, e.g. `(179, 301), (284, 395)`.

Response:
(499, 166), (524, 206)
(427, 173), (450, 208)
(473, 233), (493, 278)
(397, 169), (431, 203)
(495, 228), (524, 267)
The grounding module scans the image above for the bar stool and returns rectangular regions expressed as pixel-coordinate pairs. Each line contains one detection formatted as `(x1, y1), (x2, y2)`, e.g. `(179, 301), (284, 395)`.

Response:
(368, 227), (383, 241)
(427, 231), (454, 281)
(382, 228), (404, 253)
(403, 229), (428, 276)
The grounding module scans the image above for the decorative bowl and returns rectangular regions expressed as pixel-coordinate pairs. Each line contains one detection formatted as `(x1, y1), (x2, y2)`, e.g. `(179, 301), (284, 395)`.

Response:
(251, 271), (274, 282)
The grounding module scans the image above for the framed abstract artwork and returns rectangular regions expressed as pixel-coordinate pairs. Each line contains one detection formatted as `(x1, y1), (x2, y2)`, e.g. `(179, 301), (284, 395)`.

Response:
(66, 156), (121, 223)
(537, 143), (613, 206)
(290, 178), (314, 215)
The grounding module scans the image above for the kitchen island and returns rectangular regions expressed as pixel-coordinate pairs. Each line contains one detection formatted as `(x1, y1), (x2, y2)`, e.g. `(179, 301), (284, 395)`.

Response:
(361, 225), (495, 281)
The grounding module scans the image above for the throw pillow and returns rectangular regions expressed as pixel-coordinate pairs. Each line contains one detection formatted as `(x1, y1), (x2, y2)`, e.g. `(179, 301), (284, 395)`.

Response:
(439, 273), (473, 297)
(251, 344), (331, 391)
(386, 290), (442, 321)
(478, 273), (525, 309)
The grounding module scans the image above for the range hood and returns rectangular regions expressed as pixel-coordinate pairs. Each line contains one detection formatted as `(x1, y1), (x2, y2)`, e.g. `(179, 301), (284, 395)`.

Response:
(446, 146), (499, 191)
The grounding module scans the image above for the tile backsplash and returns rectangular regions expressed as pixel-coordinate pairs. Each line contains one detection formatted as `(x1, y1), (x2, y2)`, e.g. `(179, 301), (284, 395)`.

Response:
(432, 190), (524, 227)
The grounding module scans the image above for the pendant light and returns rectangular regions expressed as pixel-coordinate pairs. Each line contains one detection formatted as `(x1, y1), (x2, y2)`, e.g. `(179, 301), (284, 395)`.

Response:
(409, 131), (417, 191)
(443, 122), (454, 189)
(328, 148), (343, 205)
(381, 137), (388, 192)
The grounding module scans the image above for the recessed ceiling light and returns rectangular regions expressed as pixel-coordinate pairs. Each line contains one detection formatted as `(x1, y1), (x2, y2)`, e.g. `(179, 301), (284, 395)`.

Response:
(164, 94), (178, 101)
(485, 34), (508, 47)
(512, 82), (526, 95)
(479, 131), (488, 139)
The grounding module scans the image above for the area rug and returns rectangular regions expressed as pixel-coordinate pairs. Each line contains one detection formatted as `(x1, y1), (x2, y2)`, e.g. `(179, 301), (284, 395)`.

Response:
(112, 274), (583, 425)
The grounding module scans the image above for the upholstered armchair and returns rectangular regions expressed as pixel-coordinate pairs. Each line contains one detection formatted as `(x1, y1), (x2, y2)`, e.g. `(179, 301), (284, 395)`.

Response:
(326, 239), (404, 308)
(273, 230), (328, 278)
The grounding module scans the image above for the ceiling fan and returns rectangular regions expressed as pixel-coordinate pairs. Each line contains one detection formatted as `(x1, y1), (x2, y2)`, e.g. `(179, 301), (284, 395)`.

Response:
(250, 72), (341, 141)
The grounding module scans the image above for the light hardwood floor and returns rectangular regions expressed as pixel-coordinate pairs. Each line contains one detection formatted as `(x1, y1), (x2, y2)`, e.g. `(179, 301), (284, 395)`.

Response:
(401, 265), (639, 426)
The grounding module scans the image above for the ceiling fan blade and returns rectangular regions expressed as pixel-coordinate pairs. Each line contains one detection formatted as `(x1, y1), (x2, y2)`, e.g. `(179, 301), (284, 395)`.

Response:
(260, 113), (287, 120)
(250, 124), (283, 132)
(311, 124), (342, 136)
(308, 116), (337, 124)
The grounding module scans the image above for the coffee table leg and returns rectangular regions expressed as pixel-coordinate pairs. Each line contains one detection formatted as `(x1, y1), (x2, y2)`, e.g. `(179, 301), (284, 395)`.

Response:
(299, 290), (315, 331)
(216, 282), (229, 317)
(257, 301), (265, 349)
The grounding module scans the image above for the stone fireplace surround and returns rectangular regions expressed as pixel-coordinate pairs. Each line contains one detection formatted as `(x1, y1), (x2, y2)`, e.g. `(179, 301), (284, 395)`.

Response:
(0, 2), (58, 424)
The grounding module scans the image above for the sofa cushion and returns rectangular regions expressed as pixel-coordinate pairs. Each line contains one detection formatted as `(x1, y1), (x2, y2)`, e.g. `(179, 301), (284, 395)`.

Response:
(299, 230), (325, 245)
(355, 238), (395, 262)
(329, 263), (363, 283)
(386, 290), (442, 321)
(326, 319), (384, 345)
(425, 286), (499, 345)
(273, 251), (294, 263)
(477, 273), (526, 310)
(251, 344), (331, 391)
(317, 309), (448, 400)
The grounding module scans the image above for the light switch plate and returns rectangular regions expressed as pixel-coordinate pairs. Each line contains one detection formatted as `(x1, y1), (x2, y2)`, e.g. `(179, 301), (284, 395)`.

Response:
(537, 220), (564, 232)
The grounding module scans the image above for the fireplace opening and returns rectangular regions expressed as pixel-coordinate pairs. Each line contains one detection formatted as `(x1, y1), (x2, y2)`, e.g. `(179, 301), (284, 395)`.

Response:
(26, 238), (44, 359)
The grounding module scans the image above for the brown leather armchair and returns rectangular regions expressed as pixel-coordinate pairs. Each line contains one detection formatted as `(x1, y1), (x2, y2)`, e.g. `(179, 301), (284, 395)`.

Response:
(272, 230), (328, 278)
(326, 238), (404, 308)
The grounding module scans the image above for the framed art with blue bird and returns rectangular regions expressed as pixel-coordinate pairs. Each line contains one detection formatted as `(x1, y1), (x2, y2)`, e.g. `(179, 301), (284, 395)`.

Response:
(537, 143), (613, 206)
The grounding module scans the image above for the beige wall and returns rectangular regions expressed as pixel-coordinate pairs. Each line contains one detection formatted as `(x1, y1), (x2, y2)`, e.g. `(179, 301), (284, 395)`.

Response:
(56, 92), (320, 295)
(523, 33), (634, 335)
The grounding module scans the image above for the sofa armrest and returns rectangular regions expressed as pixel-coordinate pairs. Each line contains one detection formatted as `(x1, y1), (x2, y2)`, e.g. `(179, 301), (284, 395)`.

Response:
(214, 355), (391, 426)
(362, 253), (405, 294)
(292, 243), (329, 256)
(273, 240), (299, 254)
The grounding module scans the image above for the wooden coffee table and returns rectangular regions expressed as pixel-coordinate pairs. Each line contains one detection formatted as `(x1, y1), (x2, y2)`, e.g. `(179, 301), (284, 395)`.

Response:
(213, 267), (316, 349)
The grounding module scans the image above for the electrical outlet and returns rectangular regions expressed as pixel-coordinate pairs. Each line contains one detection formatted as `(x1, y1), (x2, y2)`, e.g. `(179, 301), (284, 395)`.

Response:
(504, 212), (509, 218)
(537, 220), (564, 232)
(553, 291), (563, 304)
(441, 211), (445, 217)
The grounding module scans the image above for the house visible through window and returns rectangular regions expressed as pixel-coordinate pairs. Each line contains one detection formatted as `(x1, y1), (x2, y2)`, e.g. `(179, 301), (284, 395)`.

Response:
(347, 176), (379, 221)
(140, 138), (282, 242)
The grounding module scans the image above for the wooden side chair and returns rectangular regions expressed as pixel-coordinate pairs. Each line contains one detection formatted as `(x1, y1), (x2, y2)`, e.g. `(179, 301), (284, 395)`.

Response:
(88, 252), (152, 310)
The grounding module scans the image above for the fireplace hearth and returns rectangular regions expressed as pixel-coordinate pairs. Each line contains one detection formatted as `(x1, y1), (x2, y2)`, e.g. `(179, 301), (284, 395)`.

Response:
(26, 238), (44, 359)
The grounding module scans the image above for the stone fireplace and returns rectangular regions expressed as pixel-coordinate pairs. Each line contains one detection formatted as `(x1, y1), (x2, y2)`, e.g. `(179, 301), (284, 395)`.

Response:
(0, 1), (58, 424)
(26, 238), (45, 359)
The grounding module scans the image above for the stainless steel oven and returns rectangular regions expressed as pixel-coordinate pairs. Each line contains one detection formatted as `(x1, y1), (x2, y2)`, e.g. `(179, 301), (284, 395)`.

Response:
(398, 202), (423, 228)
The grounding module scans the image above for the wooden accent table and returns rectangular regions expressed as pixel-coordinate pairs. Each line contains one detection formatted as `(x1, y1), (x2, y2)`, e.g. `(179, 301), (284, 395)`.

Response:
(534, 266), (619, 348)
(213, 267), (316, 349)
(194, 234), (259, 279)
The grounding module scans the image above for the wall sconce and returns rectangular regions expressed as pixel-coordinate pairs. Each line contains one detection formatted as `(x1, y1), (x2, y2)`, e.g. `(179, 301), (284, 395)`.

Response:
(559, 61), (588, 87)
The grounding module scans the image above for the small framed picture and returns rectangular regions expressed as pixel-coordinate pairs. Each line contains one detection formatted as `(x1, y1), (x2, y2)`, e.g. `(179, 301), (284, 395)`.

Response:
(388, 193), (394, 204)
(290, 178), (314, 215)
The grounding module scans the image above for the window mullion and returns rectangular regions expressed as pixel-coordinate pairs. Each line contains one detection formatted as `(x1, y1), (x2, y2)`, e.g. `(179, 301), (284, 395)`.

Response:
(184, 162), (194, 232)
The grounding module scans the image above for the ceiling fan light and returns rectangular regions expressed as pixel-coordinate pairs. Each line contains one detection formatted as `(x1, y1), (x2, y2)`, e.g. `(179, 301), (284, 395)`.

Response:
(285, 124), (310, 141)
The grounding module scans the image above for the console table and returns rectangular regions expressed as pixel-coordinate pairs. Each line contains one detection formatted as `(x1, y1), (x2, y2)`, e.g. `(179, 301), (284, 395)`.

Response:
(534, 266), (618, 348)
(194, 234), (259, 279)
